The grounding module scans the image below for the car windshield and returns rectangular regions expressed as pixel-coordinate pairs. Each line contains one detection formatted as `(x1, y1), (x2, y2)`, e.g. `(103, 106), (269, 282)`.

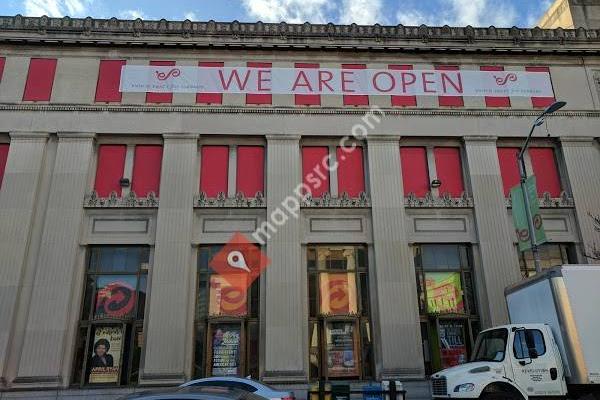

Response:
(471, 328), (508, 362)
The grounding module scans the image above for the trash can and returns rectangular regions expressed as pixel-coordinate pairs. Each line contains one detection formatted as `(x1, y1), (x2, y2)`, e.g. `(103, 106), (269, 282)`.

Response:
(331, 384), (351, 400)
(362, 383), (383, 400)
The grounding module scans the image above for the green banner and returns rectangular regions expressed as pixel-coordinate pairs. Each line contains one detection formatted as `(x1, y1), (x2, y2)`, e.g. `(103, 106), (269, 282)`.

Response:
(511, 176), (547, 251)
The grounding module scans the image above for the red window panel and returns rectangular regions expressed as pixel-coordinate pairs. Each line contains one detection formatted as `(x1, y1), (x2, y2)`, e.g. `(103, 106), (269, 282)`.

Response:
(0, 58), (5, 83)
(400, 147), (430, 197)
(336, 146), (365, 197)
(22, 58), (57, 101)
(390, 64), (417, 107)
(236, 146), (265, 197)
(481, 66), (511, 108)
(146, 60), (175, 104)
(200, 146), (229, 197)
(342, 64), (369, 106)
(529, 147), (562, 197)
(302, 147), (330, 197)
(0, 144), (9, 190)
(435, 65), (464, 107)
(246, 62), (272, 105)
(526, 66), (556, 108)
(131, 145), (163, 197)
(294, 63), (320, 106)
(434, 147), (465, 196)
(197, 62), (224, 104)
(497, 147), (521, 197)
(94, 145), (127, 197)
(95, 60), (126, 103)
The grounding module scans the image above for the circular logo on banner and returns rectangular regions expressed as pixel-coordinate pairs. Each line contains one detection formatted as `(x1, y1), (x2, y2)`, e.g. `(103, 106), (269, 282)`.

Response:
(96, 281), (136, 319)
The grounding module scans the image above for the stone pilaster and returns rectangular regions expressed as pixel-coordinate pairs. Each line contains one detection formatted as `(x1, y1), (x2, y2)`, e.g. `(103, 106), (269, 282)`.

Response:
(262, 135), (306, 383)
(0, 133), (49, 387)
(464, 137), (521, 327)
(15, 133), (95, 388)
(367, 135), (424, 379)
(140, 133), (198, 386)
(560, 137), (600, 261)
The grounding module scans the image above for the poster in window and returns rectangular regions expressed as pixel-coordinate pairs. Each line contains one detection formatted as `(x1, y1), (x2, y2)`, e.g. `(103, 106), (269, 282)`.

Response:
(425, 272), (464, 314)
(211, 324), (241, 376)
(88, 325), (123, 384)
(94, 275), (137, 319)
(209, 275), (247, 316)
(439, 320), (467, 369)
(319, 273), (358, 315)
(326, 321), (359, 377)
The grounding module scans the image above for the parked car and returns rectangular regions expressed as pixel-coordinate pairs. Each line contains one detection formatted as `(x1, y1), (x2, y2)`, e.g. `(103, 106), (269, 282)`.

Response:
(118, 385), (269, 400)
(180, 377), (294, 400)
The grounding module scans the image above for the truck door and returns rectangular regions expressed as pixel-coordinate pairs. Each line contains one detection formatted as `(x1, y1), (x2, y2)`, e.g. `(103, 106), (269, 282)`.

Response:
(510, 328), (564, 397)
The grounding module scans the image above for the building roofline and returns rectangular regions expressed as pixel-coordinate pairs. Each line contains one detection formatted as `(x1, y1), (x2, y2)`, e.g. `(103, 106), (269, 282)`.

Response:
(1, 15), (600, 53)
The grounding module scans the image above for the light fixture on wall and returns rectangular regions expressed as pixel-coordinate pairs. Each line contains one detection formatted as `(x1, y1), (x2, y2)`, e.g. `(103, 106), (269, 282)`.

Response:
(119, 178), (130, 188)
(430, 179), (442, 189)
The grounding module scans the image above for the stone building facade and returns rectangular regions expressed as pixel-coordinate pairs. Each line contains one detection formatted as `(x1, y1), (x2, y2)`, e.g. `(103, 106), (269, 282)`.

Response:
(0, 14), (599, 399)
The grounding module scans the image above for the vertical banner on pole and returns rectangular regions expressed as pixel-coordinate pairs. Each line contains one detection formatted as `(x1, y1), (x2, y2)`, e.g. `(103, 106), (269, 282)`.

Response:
(511, 176), (547, 251)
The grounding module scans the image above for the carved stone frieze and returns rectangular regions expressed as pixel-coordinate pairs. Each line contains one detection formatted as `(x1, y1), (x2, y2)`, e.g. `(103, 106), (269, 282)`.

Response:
(194, 191), (266, 208)
(84, 191), (159, 208)
(404, 192), (474, 208)
(301, 191), (371, 208)
(505, 190), (575, 208)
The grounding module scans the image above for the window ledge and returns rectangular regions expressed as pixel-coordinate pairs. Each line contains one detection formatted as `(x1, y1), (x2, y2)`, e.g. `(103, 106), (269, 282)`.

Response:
(405, 192), (473, 208)
(301, 192), (371, 208)
(84, 191), (159, 208)
(194, 192), (266, 208)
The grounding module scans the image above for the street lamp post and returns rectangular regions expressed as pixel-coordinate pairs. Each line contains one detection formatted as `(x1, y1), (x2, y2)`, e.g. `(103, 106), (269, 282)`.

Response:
(517, 101), (566, 273)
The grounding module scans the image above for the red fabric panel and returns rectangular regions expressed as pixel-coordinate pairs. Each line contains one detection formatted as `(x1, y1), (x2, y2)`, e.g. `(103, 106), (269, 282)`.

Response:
(529, 147), (561, 197)
(295, 63), (320, 106)
(22, 58), (57, 101)
(94, 145), (127, 197)
(236, 146), (265, 196)
(200, 146), (229, 197)
(131, 145), (163, 196)
(0, 58), (5, 83)
(246, 62), (272, 105)
(302, 147), (330, 197)
(95, 60), (126, 102)
(336, 146), (365, 197)
(390, 64), (417, 107)
(497, 147), (521, 196)
(0, 144), (9, 190)
(435, 65), (464, 107)
(434, 147), (465, 196)
(342, 64), (369, 106)
(526, 66), (556, 108)
(197, 62), (224, 104)
(146, 61), (175, 103)
(481, 66), (511, 108)
(400, 147), (430, 196)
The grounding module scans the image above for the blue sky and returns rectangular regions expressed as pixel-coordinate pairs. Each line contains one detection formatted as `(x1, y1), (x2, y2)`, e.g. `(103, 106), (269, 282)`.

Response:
(0, 0), (554, 28)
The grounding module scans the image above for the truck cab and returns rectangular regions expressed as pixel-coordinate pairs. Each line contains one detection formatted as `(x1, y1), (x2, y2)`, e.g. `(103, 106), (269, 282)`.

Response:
(431, 323), (567, 400)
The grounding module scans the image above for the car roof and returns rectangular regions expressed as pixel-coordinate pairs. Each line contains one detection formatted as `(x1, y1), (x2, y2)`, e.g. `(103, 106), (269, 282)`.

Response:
(122, 386), (266, 400)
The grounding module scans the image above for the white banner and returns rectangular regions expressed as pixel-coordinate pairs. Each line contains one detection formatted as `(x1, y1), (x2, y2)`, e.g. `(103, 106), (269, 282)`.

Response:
(120, 66), (554, 97)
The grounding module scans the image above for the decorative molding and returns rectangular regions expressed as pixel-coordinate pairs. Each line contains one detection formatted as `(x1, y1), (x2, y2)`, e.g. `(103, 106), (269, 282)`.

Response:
(301, 191), (371, 208)
(84, 190), (159, 208)
(1, 15), (600, 53)
(505, 190), (575, 208)
(194, 191), (266, 208)
(404, 192), (474, 208)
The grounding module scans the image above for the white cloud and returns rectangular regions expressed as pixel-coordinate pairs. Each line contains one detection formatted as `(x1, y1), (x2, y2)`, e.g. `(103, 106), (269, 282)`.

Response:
(396, 0), (518, 27)
(241, 0), (333, 23)
(119, 9), (148, 20)
(23, 0), (92, 17)
(184, 11), (198, 21)
(339, 0), (385, 25)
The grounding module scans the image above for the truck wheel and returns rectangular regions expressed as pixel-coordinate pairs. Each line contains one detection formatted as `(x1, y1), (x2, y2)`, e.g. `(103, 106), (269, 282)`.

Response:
(480, 392), (520, 400)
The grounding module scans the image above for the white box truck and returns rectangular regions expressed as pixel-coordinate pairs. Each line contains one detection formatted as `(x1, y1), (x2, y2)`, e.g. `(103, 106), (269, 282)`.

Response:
(431, 265), (600, 400)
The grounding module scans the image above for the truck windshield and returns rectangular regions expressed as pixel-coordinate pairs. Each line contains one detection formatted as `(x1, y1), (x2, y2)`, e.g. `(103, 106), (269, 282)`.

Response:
(471, 328), (508, 362)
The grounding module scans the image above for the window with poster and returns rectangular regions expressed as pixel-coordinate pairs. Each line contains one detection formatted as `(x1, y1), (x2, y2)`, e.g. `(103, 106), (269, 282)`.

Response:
(413, 244), (479, 375)
(72, 246), (149, 386)
(518, 243), (576, 278)
(307, 245), (374, 381)
(194, 245), (260, 379)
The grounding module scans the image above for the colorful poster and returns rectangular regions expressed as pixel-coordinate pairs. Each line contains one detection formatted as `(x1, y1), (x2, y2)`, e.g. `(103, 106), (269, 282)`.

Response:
(319, 273), (358, 315)
(426, 272), (464, 314)
(439, 321), (468, 369)
(88, 325), (123, 384)
(326, 321), (359, 377)
(209, 275), (247, 316)
(94, 276), (137, 319)
(511, 175), (547, 251)
(211, 324), (241, 376)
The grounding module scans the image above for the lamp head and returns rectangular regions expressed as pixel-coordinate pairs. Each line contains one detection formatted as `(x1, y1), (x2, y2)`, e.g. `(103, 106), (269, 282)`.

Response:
(543, 101), (567, 115)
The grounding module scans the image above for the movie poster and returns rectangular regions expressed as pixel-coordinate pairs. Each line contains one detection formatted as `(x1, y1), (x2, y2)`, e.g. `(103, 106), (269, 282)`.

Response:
(425, 272), (464, 314)
(326, 321), (359, 377)
(209, 275), (247, 317)
(319, 273), (358, 315)
(88, 325), (123, 384)
(439, 321), (468, 369)
(211, 324), (241, 376)
(94, 276), (137, 319)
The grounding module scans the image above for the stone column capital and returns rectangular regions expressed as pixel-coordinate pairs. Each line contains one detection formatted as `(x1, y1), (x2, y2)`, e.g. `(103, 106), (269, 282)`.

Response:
(560, 136), (597, 146)
(463, 135), (498, 144)
(366, 134), (401, 143)
(265, 134), (301, 141)
(9, 132), (50, 141)
(162, 133), (199, 141)
(57, 132), (96, 141)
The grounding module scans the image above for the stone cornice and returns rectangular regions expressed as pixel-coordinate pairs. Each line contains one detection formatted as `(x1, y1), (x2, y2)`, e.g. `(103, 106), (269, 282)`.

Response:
(2, 15), (600, 53)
